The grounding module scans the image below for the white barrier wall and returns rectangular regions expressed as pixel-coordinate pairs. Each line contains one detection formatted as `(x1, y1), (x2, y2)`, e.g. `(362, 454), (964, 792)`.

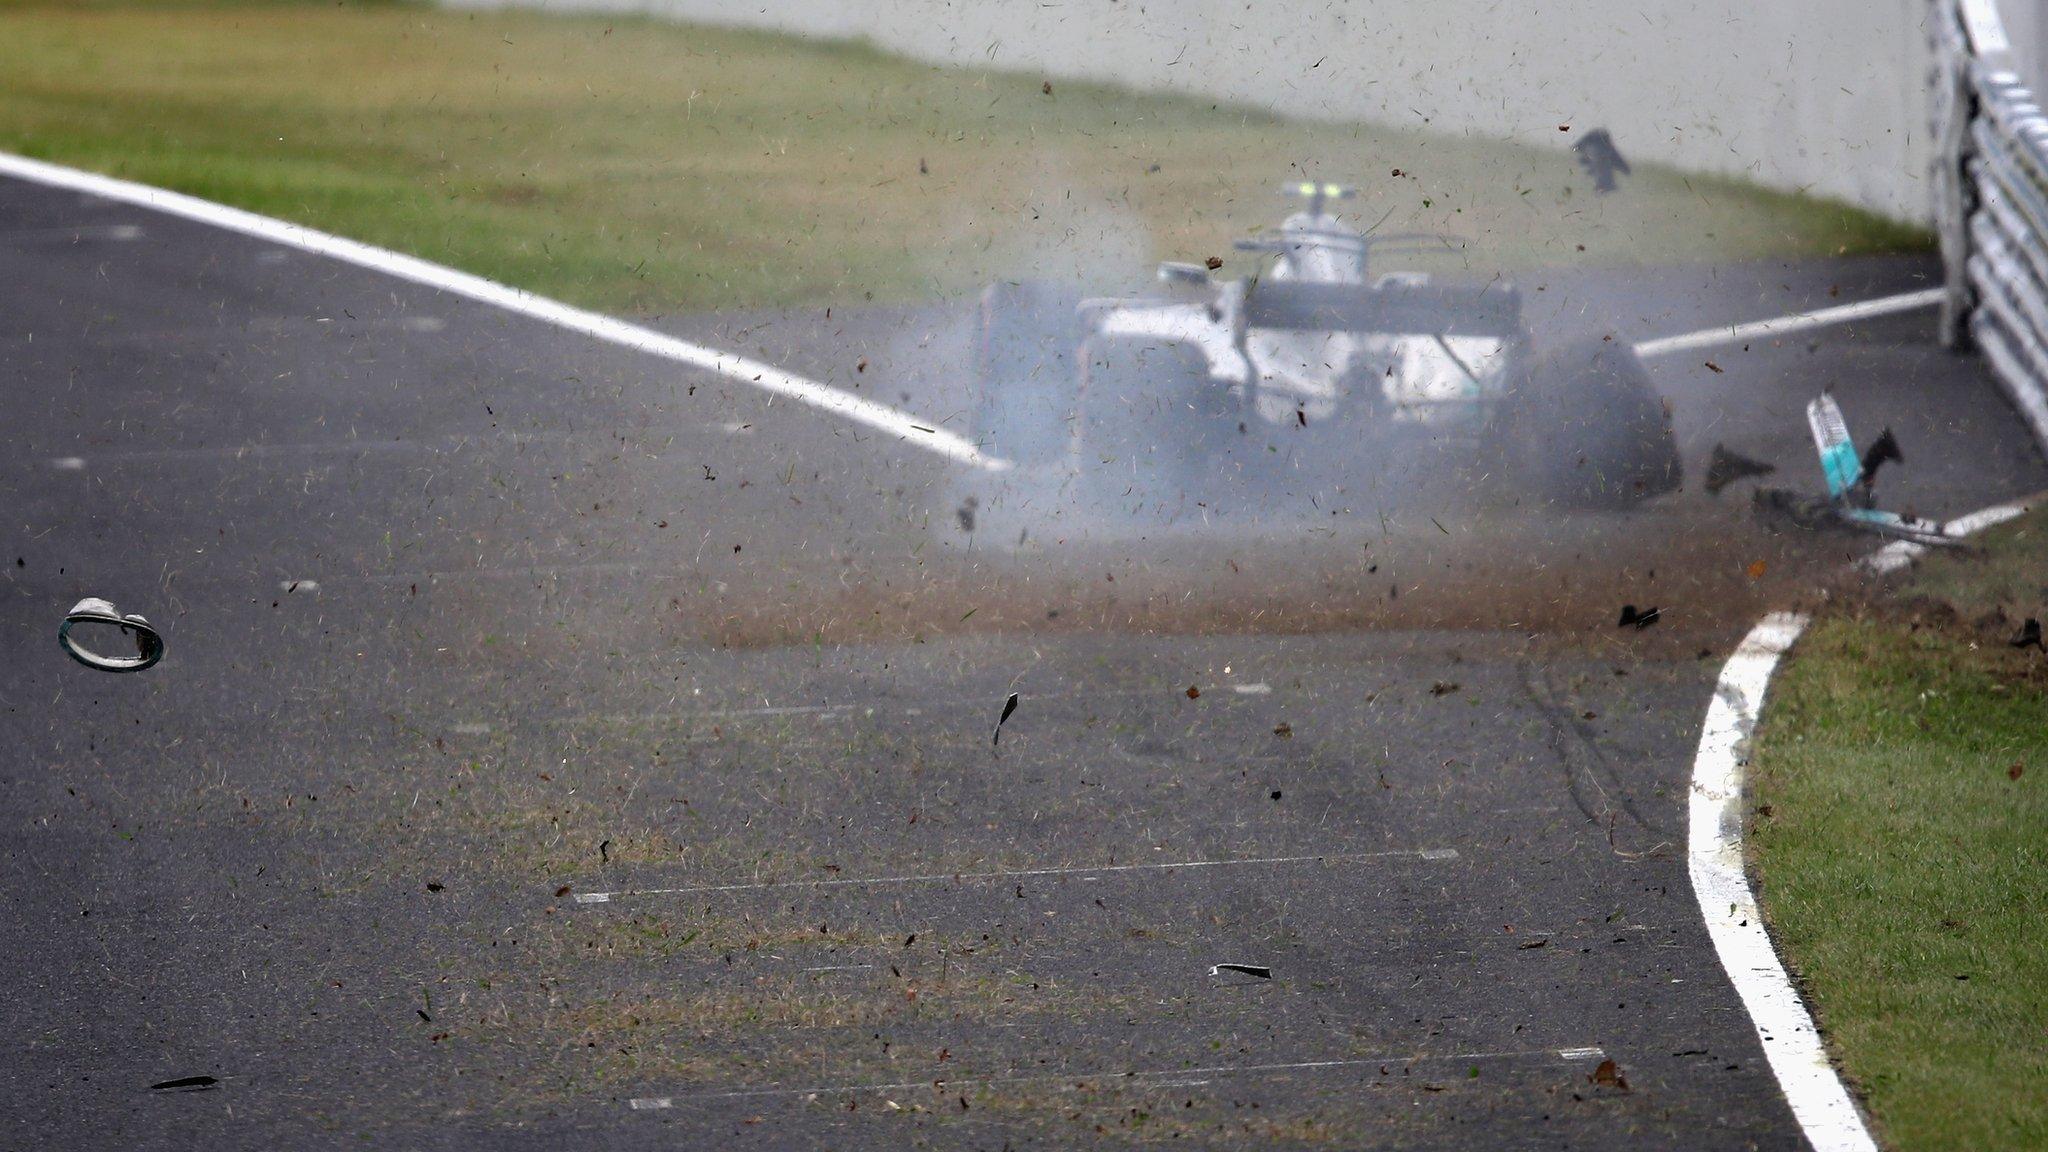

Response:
(449, 0), (1941, 223)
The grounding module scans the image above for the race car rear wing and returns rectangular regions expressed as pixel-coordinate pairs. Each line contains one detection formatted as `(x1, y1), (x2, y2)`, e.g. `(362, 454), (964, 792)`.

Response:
(1242, 279), (1523, 338)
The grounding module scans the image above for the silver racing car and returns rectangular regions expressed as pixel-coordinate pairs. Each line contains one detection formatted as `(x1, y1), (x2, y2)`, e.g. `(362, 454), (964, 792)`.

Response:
(969, 182), (1680, 508)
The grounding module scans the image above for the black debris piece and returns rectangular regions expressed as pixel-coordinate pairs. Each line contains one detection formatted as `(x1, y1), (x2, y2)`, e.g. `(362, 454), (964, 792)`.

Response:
(1619, 605), (1660, 629)
(149, 1076), (219, 1092)
(1572, 129), (1631, 193)
(1209, 963), (1272, 979)
(1704, 444), (1775, 494)
(992, 692), (1020, 748)
(2012, 617), (2043, 650)
(1860, 427), (1904, 486)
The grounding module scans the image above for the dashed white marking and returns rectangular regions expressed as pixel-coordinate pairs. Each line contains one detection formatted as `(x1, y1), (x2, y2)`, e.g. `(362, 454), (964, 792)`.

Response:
(626, 1045), (1601, 1106)
(50, 456), (85, 471)
(1633, 287), (1946, 359)
(398, 315), (445, 333)
(1557, 1047), (1605, 1061)
(0, 221), (142, 242)
(279, 579), (319, 594)
(799, 963), (874, 974)
(1230, 683), (1272, 695)
(574, 847), (1456, 904)
(718, 421), (755, 435)
(1690, 496), (2039, 1152)
(626, 1097), (672, 1111)
(452, 722), (493, 737)
(0, 151), (1007, 472)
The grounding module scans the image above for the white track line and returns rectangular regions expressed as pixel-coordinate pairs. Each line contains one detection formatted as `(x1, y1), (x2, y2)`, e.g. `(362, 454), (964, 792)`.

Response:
(624, 1044), (1604, 1108)
(1634, 287), (1945, 359)
(0, 151), (1006, 473)
(1690, 495), (2035, 1152)
(572, 846), (1455, 904)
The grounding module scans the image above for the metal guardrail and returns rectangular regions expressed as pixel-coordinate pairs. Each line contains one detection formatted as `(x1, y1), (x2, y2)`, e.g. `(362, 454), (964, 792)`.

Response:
(1938, 0), (2048, 449)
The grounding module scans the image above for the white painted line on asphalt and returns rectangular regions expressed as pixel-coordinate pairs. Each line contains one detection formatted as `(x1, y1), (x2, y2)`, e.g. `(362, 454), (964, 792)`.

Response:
(50, 456), (85, 471)
(1556, 1047), (1605, 1061)
(1230, 683), (1272, 695)
(1690, 495), (2038, 1152)
(0, 151), (1008, 473)
(1688, 611), (1867, 1149)
(626, 1044), (1605, 1106)
(571, 846), (1455, 904)
(1633, 287), (1946, 359)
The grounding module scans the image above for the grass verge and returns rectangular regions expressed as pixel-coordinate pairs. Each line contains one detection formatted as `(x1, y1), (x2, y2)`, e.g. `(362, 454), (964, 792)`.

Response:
(1751, 506), (2048, 1149)
(0, 0), (1927, 313)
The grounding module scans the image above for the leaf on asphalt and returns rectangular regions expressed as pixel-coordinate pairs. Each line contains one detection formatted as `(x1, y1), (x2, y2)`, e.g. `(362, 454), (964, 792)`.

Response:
(1590, 1058), (1629, 1091)
(1185, 685), (1200, 699)
(1430, 681), (1460, 696)
(555, 886), (573, 898)
(1516, 938), (1547, 950)
(1204, 256), (1223, 270)
(2010, 761), (2025, 781)
(425, 882), (444, 893)
(149, 1076), (218, 1092)
(1703, 360), (1723, 373)
(1272, 722), (1293, 739)
(1747, 559), (1768, 581)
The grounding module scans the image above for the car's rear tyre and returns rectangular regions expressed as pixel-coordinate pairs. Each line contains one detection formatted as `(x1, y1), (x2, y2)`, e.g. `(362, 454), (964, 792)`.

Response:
(1495, 336), (1681, 508)
(971, 280), (1084, 467)
(1074, 336), (1234, 484)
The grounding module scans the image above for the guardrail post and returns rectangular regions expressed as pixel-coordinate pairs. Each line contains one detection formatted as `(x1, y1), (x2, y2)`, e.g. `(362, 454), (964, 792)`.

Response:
(1936, 0), (1977, 348)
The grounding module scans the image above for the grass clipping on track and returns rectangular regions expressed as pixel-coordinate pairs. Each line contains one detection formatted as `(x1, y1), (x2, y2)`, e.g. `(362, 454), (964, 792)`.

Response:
(0, 1), (1927, 315)
(1751, 506), (2048, 1151)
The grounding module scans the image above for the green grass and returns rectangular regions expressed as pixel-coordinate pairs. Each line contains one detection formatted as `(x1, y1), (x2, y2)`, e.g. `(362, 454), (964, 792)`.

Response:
(0, 0), (1928, 313)
(1752, 507), (2048, 1150)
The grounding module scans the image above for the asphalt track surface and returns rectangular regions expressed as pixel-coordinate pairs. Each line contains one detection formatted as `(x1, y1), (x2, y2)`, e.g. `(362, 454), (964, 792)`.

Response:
(2, 171), (2044, 1149)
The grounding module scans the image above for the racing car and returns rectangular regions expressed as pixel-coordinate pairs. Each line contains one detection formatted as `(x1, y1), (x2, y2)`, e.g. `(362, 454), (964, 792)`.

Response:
(968, 182), (1680, 509)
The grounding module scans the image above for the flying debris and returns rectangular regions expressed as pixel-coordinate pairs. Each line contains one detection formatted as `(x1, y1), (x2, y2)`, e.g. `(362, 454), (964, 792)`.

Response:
(2012, 617), (2043, 650)
(1573, 129), (1631, 193)
(58, 597), (165, 673)
(1618, 604), (1660, 629)
(991, 692), (1020, 749)
(1754, 395), (1951, 545)
(1704, 443), (1776, 494)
